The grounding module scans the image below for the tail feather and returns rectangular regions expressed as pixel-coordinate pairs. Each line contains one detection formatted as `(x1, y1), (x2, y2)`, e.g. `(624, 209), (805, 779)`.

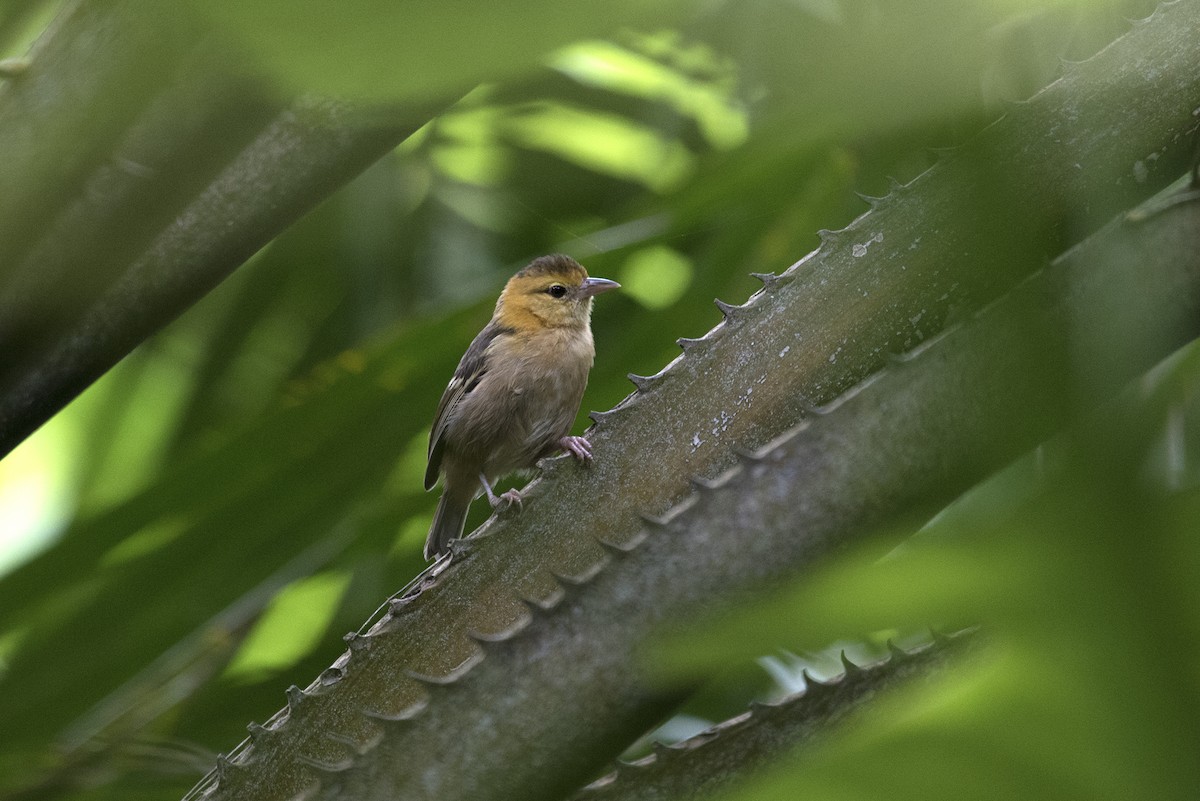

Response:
(424, 493), (471, 560)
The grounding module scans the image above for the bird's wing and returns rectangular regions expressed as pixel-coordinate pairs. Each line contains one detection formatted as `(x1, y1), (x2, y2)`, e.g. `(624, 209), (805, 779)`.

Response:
(424, 321), (512, 490)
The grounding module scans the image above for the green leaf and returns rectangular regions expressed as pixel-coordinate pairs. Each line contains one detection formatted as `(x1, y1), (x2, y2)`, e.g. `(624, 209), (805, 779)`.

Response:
(189, 0), (692, 102)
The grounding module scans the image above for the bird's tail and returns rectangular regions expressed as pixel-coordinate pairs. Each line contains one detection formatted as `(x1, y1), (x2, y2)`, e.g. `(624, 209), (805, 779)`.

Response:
(424, 493), (471, 560)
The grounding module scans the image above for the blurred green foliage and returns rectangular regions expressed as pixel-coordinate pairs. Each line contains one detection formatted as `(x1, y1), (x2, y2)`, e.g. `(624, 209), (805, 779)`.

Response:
(0, 0), (1191, 799)
(189, 0), (689, 104)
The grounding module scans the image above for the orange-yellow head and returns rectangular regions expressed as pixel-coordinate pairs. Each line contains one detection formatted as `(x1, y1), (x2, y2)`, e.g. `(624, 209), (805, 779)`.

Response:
(495, 254), (619, 331)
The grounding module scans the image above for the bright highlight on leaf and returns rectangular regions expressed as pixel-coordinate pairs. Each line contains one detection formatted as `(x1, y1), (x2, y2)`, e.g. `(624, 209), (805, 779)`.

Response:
(619, 246), (695, 309)
(100, 516), (189, 567)
(504, 103), (695, 192)
(222, 571), (351, 682)
(552, 39), (748, 150)
(0, 419), (75, 577)
(431, 143), (511, 187)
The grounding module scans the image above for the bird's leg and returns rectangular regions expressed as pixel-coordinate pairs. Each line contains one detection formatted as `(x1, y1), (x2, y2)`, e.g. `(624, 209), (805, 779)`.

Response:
(479, 473), (522, 511)
(559, 435), (593, 463)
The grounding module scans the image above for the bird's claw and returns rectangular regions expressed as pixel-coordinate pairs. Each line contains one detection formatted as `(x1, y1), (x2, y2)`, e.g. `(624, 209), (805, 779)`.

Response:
(559, 435), (593, 463)
(492, 488), (523, 512)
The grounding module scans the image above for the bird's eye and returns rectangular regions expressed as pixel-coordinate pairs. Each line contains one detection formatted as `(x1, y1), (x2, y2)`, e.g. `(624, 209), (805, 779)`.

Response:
(547, 284), (568, 298)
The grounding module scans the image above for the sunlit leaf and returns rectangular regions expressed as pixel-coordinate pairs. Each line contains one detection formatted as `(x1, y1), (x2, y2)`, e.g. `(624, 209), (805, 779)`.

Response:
(221, 570), (351, 681)
(619, 245), (694, 309)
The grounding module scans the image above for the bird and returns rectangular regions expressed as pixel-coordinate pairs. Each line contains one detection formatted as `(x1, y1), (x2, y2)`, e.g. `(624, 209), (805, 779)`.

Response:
(423, 254), (619, 560)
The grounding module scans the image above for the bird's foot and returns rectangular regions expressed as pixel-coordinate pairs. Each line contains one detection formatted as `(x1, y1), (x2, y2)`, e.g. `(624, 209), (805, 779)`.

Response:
(559, 435), (593, 463)
(491, 488), (523, 512)
(480, 472), (522, 513)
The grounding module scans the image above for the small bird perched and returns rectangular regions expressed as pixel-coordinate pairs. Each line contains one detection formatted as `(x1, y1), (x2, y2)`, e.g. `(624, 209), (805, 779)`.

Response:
(423, 254), (619, 560)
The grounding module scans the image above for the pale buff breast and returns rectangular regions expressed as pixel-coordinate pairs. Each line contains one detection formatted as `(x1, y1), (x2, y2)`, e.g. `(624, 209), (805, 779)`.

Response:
(449, 326), (594, 476)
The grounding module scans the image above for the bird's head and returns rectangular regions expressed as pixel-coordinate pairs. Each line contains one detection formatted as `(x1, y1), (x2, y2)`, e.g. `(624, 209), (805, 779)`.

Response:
(496, 254), (619, 331)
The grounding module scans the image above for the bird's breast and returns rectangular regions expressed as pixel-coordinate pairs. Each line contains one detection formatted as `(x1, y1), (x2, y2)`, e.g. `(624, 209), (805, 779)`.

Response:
(457, 326), (594, 470)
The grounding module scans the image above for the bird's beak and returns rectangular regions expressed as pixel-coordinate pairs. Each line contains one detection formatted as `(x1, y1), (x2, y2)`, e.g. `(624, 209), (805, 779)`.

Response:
(581, 277), (620, 297)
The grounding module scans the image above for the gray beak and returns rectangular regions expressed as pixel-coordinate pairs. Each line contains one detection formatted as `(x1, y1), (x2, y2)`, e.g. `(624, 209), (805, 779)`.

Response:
(581, 277), (620, 297)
